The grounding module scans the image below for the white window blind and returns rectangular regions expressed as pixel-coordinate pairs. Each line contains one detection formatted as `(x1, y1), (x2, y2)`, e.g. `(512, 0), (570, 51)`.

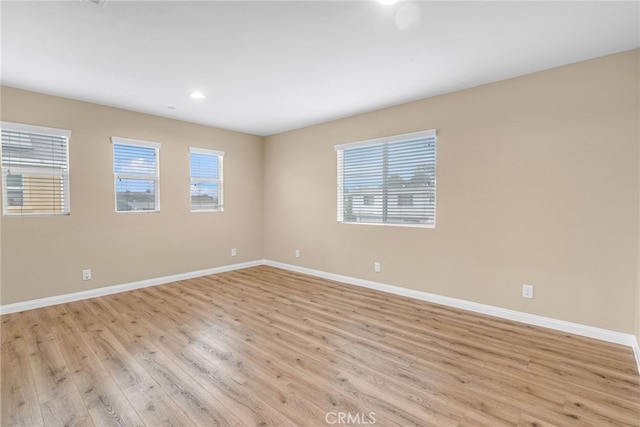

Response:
(112, 137), (160, 213)
(335, 129), (436, 227)
(1, 122), (71, 216)
(190, 147), (224, 212)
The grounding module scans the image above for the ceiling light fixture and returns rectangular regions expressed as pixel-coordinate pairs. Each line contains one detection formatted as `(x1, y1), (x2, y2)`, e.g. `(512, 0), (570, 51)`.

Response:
(190, 91), (205, 100)
(377, 0), (399, 5)
(83, 0), (109, 8)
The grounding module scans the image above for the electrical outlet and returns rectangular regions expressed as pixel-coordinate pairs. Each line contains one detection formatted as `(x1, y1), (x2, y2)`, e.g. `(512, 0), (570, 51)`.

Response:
(231, 248), (237, 257)
(295, 249), (300, 258)
(82, 269), (92, 281)
(374, 262), (381, 273)
(522, 284), (534, 299)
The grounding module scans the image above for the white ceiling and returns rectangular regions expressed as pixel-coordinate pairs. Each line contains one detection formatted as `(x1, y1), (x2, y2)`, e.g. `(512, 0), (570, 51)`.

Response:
(1, 1), (639, 136)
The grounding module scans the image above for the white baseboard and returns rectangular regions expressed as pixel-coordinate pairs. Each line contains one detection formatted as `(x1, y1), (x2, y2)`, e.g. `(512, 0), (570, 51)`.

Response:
(265, 260), (640, 374)
(2, 258), (639, 374)
(0, 259), (265, 315)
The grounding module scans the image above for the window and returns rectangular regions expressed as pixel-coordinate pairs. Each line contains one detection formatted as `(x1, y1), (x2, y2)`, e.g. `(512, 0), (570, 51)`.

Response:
(112, 137), (160, 213)
(190, 147), (224, 212)
(336, 129), (436, 227)
(6, 174), (24, 206)
(1, 122), (71, 216)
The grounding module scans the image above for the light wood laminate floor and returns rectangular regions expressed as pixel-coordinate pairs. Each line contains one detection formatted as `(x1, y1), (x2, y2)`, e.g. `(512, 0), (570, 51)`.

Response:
(1, 266), (639, 426)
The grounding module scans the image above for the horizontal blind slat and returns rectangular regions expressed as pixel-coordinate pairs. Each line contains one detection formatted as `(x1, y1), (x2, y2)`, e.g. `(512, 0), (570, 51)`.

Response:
(336, 133), (436, 227)
(113, 140), (159, 212)
(190, 149), (223, 211)
(1, 125), (70, 216)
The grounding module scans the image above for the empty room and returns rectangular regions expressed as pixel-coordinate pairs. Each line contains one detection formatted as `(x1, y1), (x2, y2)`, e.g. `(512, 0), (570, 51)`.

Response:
(1, 1), (639, 426)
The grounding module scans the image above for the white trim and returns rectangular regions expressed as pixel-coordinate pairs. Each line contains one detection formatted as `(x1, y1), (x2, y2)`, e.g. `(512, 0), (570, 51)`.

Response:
(1, 121), (72, 138)
(265, 260), (640, 374)
(1, 258), (638, 375)
(337, 220), (435, 229)
(190, 147), (225, 157)
(0, 260), (265, 315)
(633, 338), (640, 373)
(111, 136), (161, 149)
(334, 128), (436, 151)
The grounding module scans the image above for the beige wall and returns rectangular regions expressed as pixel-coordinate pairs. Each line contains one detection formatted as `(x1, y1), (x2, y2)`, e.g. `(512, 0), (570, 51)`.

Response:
(264, 50), (640, 334)
(0, 90), (2, 305)
(2, 51), (639, 337)
(636, 47), (640, 350)
(0, 87), (264, 305)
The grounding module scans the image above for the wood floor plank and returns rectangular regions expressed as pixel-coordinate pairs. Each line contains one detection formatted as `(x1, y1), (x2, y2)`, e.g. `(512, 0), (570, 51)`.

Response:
(517, 413), (561, 427)
(563, 393), (640, 427)
(2, 265), (639, 426)
(39, 390), (95, 427)
(242, 374), (330, 427)
(87, 326), (154, 391)
(109, 311), (284, 426)
(105, 320), (245, 427)
(121, 379), (196, 427)
(1, 314), (44, 427)
(47, 321), (146, 427)
(25, 330), (78, 405)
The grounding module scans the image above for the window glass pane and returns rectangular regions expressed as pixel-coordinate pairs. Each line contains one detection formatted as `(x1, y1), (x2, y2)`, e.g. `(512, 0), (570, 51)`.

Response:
(6, 174), (22, 188)
(190, 152), (219, 180)
(1, 123), (70, 216)
(115, 179), (156, 211)
(7, 188), (23, 206)
(191, 182), (219, 210)
(114, 144), (156, 175)
(337, 131), (436, 227)
(342, 144), (383, 189)
(112, 138), (159, 213)
(189, 149), (223, 212)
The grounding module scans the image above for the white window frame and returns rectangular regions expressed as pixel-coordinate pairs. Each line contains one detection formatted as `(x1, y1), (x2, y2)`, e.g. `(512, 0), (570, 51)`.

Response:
(1, 121), (71, 216)
(190, 147), (224, 212)
(112, 137), (161, 213)
(335, 129), (437, 228)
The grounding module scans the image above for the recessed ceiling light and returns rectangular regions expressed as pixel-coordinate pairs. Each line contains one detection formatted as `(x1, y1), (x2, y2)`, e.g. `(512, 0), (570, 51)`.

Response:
(83, 0), (109, 8)
(190, 91), (205, 99)
(378, 0), (399, 5)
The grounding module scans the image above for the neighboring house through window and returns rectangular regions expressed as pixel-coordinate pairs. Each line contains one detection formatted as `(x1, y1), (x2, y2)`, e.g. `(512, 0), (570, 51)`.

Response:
(398, 194), (413, 206)
(335, 129), (436, 227)
(1, 121), (71, 216)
